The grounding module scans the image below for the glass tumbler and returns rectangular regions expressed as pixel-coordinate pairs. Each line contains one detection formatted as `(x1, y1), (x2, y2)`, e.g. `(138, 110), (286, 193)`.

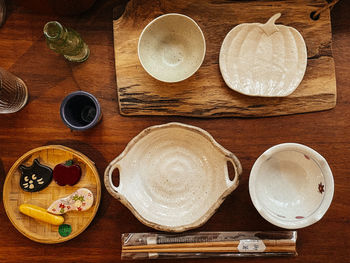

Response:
(0, 68), (28, 114)
(0, 0), (6, 27)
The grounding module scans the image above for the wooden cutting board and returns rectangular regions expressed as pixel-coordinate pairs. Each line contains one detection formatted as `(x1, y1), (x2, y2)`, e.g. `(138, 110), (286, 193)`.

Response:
(113, 0), (336, 117)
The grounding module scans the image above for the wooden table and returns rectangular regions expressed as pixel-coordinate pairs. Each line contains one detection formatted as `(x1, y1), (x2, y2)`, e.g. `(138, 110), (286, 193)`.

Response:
(0, 0), (349, 262)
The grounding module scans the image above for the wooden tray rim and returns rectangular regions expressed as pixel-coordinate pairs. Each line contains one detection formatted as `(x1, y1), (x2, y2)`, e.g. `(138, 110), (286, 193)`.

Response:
(2, 145), (101, 244)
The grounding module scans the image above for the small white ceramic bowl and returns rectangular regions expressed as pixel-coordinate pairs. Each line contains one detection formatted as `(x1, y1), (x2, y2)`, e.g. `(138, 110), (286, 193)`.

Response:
(249, 143), (334, 229)
(138, 13), (206, 83)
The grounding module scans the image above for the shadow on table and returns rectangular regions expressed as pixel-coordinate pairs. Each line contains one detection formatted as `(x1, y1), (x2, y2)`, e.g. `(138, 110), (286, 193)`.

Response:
(0, 158), (5, 202)
(44, 139), (106, 173)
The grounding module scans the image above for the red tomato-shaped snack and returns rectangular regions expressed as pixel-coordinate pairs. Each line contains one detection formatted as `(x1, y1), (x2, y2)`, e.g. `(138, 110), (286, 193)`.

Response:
(53, 160), (81, 186)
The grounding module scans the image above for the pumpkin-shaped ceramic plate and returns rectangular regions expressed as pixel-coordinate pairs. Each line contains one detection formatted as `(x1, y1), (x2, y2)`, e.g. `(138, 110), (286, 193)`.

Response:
(104, 122), (242, 232)
(219, 13), (307, 97)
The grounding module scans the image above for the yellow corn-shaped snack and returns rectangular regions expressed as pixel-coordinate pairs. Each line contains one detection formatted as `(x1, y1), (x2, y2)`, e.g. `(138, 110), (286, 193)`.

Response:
(19, 204), (64, 225)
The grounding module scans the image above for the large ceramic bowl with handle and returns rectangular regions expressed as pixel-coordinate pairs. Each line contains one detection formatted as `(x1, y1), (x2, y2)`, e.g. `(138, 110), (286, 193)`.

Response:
(249, 143), (334, 229)
(104, 122), (242, 232)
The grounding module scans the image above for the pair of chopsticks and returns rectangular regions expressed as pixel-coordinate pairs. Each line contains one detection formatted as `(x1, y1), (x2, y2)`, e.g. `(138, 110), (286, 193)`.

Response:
(122, 239), (296, 254)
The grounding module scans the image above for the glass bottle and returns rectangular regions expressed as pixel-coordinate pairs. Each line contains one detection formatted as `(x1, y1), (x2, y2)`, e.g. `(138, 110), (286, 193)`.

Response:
(43, 21), (90, 62)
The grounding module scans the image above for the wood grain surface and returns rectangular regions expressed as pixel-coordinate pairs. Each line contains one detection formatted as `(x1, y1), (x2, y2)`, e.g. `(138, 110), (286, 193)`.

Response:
(114, 0), (336, 117)
(0, 0), (349, 262)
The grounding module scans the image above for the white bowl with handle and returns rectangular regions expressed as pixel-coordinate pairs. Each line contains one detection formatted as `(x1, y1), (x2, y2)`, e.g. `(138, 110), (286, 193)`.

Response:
(104, 122), (242, 232)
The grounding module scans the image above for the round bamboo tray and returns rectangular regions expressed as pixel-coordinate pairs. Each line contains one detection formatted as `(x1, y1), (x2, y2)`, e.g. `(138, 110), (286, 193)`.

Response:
(3, 145), (101, 244)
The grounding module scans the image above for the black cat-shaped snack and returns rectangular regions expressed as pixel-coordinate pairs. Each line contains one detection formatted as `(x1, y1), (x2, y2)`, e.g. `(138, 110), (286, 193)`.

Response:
(19, 159), (53, 192)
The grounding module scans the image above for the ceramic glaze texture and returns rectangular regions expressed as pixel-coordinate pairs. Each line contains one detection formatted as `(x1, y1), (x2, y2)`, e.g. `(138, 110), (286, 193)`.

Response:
(138, 14), (206, 82)
(256, 151), (324, 218)
(249, 143), (334, 229)
(104, 123), (242, 232)
(219, 13), (307, 97)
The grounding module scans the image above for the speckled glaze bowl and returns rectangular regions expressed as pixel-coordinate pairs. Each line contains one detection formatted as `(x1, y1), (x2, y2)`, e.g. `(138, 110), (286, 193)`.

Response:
(104, 122), (242, 232)
(138, 13), (206, 82)
(249, 143), (334, 229)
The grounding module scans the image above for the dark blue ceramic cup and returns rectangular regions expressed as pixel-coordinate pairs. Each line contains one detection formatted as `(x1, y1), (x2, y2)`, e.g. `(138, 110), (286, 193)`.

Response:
(60, 91), (101, 131)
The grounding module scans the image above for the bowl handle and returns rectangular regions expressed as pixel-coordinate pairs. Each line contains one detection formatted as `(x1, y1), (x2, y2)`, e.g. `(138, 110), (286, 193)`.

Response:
(225, 153), (242, 191)
(104, 159), (123, 200)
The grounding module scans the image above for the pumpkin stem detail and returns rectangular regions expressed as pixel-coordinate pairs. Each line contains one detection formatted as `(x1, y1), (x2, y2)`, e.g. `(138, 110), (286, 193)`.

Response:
(260, 13), (281, 36)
